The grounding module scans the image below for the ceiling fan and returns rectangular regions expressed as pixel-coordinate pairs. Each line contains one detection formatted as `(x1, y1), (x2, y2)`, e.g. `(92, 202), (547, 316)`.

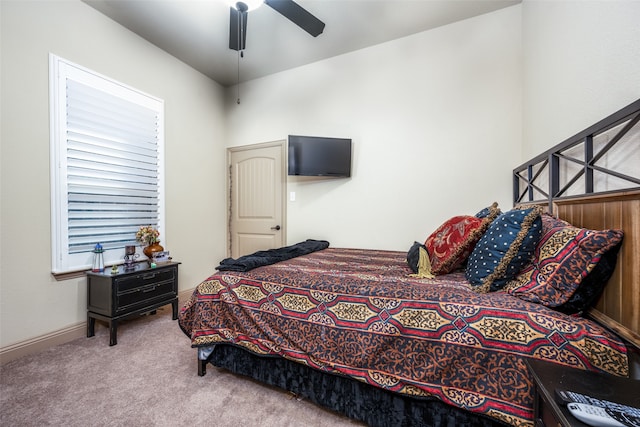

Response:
(229, 0), (325, 51)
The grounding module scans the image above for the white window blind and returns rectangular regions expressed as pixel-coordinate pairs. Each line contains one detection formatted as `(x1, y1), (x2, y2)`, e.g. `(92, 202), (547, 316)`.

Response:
(50, 55), (164, 273)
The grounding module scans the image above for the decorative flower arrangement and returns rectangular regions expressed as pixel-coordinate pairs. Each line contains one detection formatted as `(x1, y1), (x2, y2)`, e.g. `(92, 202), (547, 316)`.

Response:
(135, 225), (160, 246)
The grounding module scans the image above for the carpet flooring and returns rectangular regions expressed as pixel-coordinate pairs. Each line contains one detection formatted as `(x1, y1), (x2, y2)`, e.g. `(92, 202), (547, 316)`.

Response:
(0, 304), (363, 427)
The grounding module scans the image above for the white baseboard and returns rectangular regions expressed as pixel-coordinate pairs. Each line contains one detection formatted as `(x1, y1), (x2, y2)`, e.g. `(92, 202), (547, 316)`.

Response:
(0, 322), (86, 365)
(0, 288), (195, 365)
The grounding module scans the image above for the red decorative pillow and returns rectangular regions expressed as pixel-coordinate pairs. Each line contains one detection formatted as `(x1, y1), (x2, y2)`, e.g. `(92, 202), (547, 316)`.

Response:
(504, 214), (623, 307)
(425, 216), (483, 275)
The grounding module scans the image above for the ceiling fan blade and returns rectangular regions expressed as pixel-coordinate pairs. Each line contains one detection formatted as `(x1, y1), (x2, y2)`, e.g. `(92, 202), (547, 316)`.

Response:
(265, 0), (325, 37)
(229, 6), (248, 51)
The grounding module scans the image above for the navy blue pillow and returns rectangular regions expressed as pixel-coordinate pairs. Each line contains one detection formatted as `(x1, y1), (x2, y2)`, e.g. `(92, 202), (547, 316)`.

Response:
(407, 241), (426, 273)
(475, 202), (500, 219)
(466, 206), (543, 292)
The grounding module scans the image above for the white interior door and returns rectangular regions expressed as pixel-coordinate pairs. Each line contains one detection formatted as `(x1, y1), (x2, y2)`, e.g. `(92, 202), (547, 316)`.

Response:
(228, 141), (286, 258)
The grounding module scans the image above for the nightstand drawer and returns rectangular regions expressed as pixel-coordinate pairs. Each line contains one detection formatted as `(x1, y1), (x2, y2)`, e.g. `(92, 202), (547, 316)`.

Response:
(115, 268), (175, 293)
(116, 280), (176, 312)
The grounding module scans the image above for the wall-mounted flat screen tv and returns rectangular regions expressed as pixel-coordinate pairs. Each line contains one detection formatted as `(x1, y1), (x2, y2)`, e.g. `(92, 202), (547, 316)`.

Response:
(288, 135), (352, 177)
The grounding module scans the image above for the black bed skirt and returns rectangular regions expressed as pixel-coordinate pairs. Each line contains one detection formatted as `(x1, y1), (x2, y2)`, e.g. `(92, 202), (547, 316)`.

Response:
(205, 345), (509, 427)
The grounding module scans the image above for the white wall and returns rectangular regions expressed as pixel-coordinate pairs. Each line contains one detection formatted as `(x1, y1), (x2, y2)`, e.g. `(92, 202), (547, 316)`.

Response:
(522, 0), (640, 160)
(225, 6), (523, 251)
(0, 1), (227, 348)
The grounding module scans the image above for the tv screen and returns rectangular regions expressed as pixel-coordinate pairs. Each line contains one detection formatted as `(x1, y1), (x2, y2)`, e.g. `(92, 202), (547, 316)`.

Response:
(288, 135), (352, 177)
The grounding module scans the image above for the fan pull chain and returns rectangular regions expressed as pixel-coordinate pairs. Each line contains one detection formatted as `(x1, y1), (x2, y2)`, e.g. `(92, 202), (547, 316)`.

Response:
(236, 6), (243, 104)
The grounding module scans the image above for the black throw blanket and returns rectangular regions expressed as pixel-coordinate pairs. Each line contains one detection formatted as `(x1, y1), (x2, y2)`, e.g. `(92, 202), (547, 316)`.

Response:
(216, 239), (330, 272)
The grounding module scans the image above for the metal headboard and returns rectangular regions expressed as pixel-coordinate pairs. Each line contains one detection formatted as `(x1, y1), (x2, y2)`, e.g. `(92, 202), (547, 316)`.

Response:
(513, 99), (640, 208)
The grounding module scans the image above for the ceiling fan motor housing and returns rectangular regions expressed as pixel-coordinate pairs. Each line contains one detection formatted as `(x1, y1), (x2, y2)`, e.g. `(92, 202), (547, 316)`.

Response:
(229, 0), (325, 51)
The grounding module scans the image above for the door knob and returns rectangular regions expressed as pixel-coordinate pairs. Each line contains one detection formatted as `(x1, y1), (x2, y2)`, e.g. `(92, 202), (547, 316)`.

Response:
(271, 225), (281, 231)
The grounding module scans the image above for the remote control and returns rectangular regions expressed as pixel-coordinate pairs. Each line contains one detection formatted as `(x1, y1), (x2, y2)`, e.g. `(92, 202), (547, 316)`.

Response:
(606, 409), (640, 427)
(556, 390), (640, 418)
(567, 403), (626, 427)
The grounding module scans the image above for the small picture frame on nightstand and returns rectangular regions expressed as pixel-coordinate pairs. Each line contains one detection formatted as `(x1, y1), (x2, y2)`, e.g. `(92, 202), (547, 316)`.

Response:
(153, 250), (170, 264)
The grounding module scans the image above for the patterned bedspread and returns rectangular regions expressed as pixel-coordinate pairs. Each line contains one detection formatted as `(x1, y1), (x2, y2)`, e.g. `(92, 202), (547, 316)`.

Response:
(179, 248), (628, 426)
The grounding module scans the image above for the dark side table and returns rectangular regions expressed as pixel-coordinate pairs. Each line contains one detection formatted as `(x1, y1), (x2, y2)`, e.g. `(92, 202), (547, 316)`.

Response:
(86, 261), (180, 346)
(527, 358), (640, 427)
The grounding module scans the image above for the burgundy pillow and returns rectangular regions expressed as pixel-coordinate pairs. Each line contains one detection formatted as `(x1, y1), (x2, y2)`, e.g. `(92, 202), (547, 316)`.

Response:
(425, 203), (500, 275)
(504, 214), (623, 307)
(556, 242), (621, 315)
(425, 216), (482, 275)
(425, 204), (499, 275)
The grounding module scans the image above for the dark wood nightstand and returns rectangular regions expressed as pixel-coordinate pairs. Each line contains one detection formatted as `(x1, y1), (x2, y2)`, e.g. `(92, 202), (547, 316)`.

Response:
(86, 261), (180, 346)
(527, 358), (640, 427)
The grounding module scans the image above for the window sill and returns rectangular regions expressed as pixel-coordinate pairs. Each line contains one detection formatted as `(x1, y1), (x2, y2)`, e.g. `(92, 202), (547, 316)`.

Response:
(52, 269), (89, 281)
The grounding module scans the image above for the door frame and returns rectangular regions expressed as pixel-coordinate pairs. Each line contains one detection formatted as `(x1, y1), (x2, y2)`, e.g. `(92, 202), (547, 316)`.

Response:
(226, 140), (287, 257)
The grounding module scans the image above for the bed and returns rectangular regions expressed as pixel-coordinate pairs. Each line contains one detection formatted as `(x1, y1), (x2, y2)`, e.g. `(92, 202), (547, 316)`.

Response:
(179, 99), (640, 427)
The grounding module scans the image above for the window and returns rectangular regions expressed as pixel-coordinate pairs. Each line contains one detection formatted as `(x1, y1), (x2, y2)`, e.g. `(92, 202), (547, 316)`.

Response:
(49, 55), (164, 274)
